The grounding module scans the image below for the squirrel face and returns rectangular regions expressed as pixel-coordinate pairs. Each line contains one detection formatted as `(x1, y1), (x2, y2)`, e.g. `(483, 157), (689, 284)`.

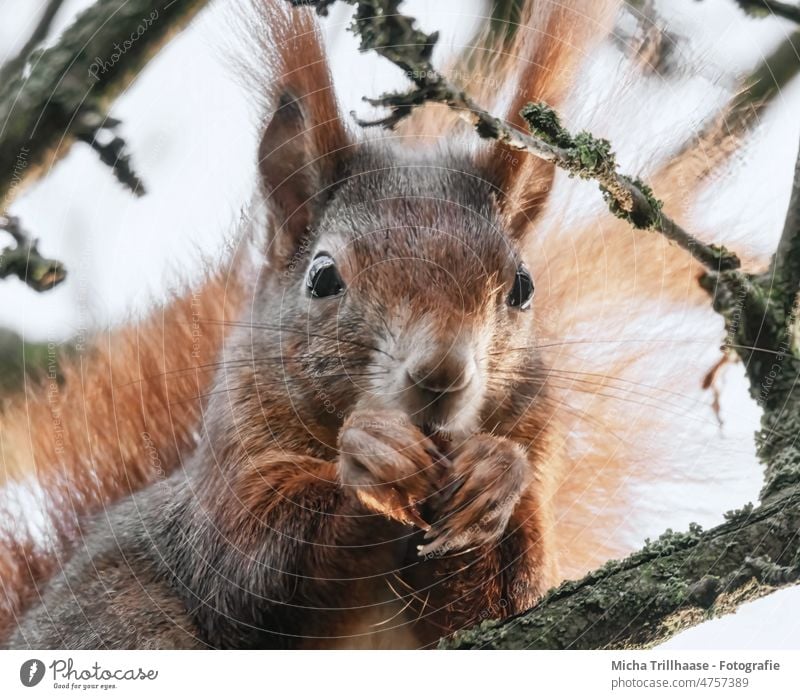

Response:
(253, 146), (541, 446)
(245, 90), (546, 451)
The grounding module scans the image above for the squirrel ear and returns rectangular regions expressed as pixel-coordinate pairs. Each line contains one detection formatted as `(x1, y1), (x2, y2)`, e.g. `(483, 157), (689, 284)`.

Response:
(483, 144), (554, 242)
(256, 7), (351, 267)
(259, 89), (351, 267)
(475, 1), (617, 240)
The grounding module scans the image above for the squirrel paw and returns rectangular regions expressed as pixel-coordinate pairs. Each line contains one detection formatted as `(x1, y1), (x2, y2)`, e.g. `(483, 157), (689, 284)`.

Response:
(418, 434), (530, 557)
(338, 409), (445, 529)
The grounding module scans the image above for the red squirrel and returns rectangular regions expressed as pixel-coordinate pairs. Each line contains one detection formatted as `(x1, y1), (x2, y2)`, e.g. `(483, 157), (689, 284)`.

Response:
(0, 0), (717, 648)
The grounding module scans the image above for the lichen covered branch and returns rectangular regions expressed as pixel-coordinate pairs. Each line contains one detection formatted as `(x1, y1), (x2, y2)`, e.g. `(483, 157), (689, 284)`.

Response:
(296, 0), (740, 273)
(734, 0), (800, 24)
(0, 0), (66, 89)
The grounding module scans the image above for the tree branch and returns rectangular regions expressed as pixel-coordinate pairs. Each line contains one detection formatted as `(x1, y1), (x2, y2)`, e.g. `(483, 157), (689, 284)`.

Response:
(771, 135), (800, 322)
(735, 0), (800, 24)
(0, 0), (210, 209)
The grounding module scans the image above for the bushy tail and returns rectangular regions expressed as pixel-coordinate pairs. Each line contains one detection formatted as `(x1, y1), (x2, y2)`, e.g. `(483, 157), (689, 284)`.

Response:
(0, 245), (249, 640)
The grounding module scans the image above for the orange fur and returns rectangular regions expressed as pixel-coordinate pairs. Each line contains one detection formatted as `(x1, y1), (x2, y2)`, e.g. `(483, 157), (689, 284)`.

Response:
(0, 250), (249, 639)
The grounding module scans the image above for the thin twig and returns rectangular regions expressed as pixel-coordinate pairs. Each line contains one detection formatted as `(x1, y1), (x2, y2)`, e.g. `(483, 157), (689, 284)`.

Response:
(735, 0), (800, 24)
(296, 0), (740, 273)
(0, 215), (66, 292)
(771, 135), (800, 315)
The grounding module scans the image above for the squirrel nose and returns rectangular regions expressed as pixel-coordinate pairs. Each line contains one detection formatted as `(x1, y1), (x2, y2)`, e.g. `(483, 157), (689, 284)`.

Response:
(406, 350), (475, 395)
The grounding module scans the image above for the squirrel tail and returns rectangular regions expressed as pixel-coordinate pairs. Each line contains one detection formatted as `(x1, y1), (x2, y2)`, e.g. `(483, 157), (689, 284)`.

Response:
(0, 244), (249, 641)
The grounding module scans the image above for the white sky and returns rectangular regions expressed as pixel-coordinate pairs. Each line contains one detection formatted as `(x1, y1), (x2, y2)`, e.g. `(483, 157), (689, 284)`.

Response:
(0, 0), (798, 648)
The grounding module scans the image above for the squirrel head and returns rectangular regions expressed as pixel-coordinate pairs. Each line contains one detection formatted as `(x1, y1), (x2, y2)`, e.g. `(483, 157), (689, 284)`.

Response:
(242, 82), (546, 449)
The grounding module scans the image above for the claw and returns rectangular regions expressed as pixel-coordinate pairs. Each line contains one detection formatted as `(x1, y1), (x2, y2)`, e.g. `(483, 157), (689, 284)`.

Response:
(417, 528), (456, 557)
(403, 497), (431, 531)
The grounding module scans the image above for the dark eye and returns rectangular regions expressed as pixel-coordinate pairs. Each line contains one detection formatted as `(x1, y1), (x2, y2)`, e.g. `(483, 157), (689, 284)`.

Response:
(507, 264), (534, 310)
(307, 253), (345, 298)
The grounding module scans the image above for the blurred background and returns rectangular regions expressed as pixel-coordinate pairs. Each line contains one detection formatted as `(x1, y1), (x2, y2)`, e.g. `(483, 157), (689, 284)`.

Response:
(1, 0), (799, 647)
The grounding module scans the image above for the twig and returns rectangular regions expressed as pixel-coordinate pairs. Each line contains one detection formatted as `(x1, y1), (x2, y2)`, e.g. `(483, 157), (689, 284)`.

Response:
(0, 0), (66, 86)
(297, 0), (740, 273)
(0, 215), (66, 292)
(0, 0), (210, 209)
(735, 0), (800, 24)
(616, 0), (679, 76)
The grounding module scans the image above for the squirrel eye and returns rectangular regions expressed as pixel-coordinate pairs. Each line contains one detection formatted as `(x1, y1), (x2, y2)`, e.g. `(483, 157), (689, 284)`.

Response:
(307, 253), (345, 298)
(507, 264), (534, 310)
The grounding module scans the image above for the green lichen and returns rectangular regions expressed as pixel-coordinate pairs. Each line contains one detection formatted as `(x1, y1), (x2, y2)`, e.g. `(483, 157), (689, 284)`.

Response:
(568, 131), (616, 178)
(603, 176), (663, 229)
(519, 102), (572, 148)
(724, 502), (755, 523)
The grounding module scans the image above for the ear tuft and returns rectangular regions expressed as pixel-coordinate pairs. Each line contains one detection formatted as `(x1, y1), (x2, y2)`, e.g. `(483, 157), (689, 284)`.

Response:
(255, 4), (352, 267)
(475, 1), (618, 239)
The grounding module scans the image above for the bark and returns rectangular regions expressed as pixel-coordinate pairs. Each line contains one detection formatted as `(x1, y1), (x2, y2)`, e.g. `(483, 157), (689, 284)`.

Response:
(0, 0), (210, 209)
(442, 493), (800, 649)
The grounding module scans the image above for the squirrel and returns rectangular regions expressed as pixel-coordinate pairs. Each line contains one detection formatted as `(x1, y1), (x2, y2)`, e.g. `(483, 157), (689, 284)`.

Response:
(0, 0), (723, 649)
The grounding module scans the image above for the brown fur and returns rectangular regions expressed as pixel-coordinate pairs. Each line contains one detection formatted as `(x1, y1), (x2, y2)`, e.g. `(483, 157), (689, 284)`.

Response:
(0, 252), (248, 640)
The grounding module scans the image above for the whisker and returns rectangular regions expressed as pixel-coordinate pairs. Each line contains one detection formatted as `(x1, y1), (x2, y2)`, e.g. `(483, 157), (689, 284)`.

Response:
(167, 370), (388, 406)
(115, 354), (384, 388)
(492, 368), (706, 413)
(199, 318), (396, 360)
